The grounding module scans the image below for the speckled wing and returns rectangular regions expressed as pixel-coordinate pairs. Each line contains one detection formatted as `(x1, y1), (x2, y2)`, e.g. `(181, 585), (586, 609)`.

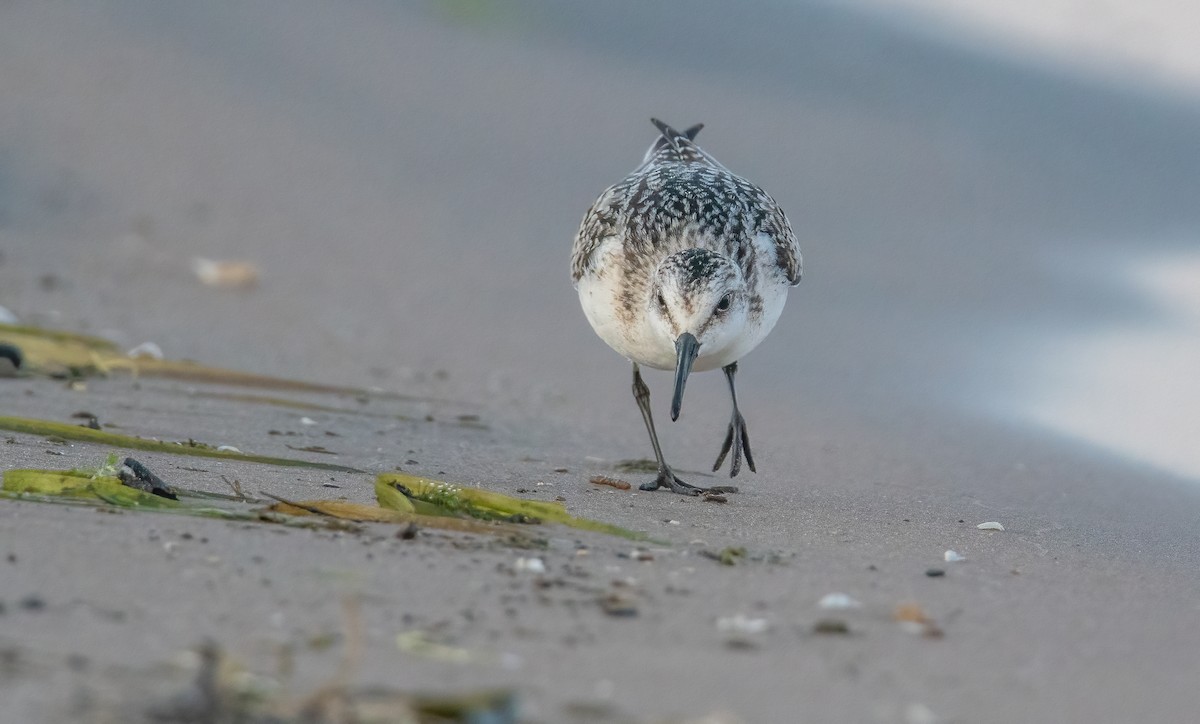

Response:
(573, 119), (802, 288)
(571, 180), (629, 286)
(754, 191), (802, 286)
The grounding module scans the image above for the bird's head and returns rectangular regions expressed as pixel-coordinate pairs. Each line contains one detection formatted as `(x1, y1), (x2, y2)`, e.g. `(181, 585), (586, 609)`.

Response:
(647, 248), (749, 421)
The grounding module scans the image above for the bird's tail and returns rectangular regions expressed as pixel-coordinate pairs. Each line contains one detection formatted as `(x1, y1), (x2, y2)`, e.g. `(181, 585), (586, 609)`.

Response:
(641, 118), (727, 169)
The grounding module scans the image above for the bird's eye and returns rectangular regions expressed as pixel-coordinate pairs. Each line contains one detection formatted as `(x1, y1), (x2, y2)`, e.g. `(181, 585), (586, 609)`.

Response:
(715, 294), (732, 313)
(657, 293), (668, 311)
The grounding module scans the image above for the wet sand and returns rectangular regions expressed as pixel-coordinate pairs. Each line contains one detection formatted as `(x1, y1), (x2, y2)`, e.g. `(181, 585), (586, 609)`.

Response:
(3, 2), (1200, 721)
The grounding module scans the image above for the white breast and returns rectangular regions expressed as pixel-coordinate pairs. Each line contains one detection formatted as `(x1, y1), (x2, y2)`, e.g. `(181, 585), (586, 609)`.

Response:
(576, 235), (792, 372)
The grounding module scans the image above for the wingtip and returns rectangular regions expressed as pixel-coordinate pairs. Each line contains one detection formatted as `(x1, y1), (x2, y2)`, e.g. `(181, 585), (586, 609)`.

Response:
(650, 118), (704, 140)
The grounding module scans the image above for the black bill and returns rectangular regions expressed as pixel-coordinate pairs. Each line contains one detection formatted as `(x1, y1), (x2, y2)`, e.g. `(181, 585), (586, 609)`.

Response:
(670, 332), (699, 421)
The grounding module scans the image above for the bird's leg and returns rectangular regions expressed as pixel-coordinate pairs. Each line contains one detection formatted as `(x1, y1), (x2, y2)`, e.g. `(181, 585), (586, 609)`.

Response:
(712, 362), (756, 477)
(631, 363), (708, 495)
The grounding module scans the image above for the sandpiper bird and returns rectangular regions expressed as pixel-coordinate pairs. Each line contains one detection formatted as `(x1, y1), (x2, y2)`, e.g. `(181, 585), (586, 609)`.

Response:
(571, 119), (802, 495)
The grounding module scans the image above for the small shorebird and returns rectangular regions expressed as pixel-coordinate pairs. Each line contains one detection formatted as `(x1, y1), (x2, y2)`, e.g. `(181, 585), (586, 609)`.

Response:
(571, 119), (802, 495)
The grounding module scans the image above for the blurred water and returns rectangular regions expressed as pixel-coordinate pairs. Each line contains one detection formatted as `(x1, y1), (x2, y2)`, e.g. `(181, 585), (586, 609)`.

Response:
(1007, 252), (1200, 481)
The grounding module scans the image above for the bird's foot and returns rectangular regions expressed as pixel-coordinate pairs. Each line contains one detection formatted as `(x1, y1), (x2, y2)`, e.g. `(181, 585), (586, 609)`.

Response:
(713, 411), (756, 478)
(640, 467), (739, 496)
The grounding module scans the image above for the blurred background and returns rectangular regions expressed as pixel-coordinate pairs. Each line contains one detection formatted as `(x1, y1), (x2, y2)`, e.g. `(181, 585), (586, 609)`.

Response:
(1, 0), (1198, 487)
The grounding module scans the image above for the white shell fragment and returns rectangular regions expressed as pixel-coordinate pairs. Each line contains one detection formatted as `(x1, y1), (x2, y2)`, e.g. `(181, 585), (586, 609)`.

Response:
(216, 445), (242, 453)
(0, 305), (18, 324)
(976, 522), (1005, 531)
(127, 341), (164, 360)
(943, 550), (966, 562)
(904, 702), (939, 724)
(818, 593), (862, 610)
(299, 417), (317, 426)
(716, 614), (770, 634)
(192, 257), (260, 289)
(514, 557), (546, 574)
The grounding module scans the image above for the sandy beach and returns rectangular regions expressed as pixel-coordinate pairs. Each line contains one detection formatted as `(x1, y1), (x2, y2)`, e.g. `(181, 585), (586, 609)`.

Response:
(3, 2), (1200, 721)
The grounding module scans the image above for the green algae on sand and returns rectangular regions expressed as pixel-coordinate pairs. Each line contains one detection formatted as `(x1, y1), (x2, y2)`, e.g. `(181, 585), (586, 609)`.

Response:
(0, 416), (363, 473)
(2, 458), (652, 543)
(377, 472), (656, 542)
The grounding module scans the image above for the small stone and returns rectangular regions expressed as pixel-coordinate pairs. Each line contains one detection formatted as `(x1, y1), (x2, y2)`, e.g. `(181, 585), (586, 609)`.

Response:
(812, 618), (850, 635)
(600, 593), (638, 617)
(925, 568), (945, 578)
(19, 595), (45, 612)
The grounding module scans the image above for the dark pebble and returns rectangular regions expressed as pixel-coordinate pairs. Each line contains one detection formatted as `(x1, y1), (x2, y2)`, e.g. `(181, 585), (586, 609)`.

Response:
(19, 595), (46, 611)
(926, 568), (946, 577)
(813, 618), (850, 635)
(0, 343), (23, 369)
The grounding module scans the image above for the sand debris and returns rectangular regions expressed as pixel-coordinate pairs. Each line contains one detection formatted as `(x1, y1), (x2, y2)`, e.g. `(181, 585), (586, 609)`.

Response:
(589, 475), (631, 490)
(818, 593), (862, 610)
(192, 257), (259, 289)
(977, 521), (1005, 531)
(893, 602), (944, 638)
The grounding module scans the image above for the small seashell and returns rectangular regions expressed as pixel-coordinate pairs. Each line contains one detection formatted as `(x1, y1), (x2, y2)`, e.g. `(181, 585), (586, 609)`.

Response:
(976, 522), (1005, 531)
(126, 341), (164, 360)
(299, 417), (317, 426)
(514, 557), (546, 574)
(716, 614), (769, 634)
(216, 445), (242, 453)
(943, 550), (965, 562)
(818, 593), (862, 610)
